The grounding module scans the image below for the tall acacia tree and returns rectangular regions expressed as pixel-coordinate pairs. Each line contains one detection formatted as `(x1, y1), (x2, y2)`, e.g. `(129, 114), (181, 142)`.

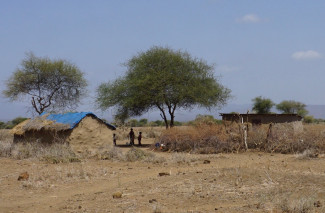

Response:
(96, 46), (231, 128)
(3, 53), (87, 115)
(276, 100), (308, 117)
(252, 96), (274, 114)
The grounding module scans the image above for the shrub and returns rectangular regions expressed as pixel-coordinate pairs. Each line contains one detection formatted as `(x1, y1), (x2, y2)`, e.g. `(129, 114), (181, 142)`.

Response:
(158, 123), (325, 154)
(158, 124), (243, 154)
(124, 147), (154, 162)
(2, 139), (80, 163)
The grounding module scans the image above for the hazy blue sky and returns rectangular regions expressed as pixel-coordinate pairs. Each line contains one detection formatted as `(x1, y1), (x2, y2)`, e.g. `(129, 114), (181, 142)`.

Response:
(1, 0), (325, 120)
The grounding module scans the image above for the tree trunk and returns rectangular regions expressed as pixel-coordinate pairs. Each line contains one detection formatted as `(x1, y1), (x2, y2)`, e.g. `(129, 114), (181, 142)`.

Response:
(157, 105), (169, 129)
(168, 104), (177, 128)
(170, 112), (175, 127)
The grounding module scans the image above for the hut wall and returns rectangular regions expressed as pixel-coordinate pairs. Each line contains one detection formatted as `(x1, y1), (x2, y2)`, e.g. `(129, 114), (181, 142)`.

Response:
(67, 116), (114, 154)
(14, 129), (71, 143)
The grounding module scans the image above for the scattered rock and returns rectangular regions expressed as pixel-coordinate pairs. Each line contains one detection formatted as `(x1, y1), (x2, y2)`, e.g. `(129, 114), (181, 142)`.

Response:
(18, 172), (29, 181)
(203, 160), (210, 164)
(314, 200), (321, 207)
(149, 199), (157, 203)
(112, 191), (122, 199)
(158, 172), (170, 176)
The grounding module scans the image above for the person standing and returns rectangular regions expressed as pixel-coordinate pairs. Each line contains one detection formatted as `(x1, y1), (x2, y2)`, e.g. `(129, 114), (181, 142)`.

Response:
(138, 132), (142, 146)
(113, 133), (117, 146)
(129, 128), (135, 145)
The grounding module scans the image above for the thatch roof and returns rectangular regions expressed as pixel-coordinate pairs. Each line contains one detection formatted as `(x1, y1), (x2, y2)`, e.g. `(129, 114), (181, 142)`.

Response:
(11, 114), (70, 135)
(11, 112), (116, 136)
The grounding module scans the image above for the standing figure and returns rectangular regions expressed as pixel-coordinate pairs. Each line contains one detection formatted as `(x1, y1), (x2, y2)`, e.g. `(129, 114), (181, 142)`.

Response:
(129, 128), (135, 145)
(138, 132), (142, 146)
(113, 133), (117, 146)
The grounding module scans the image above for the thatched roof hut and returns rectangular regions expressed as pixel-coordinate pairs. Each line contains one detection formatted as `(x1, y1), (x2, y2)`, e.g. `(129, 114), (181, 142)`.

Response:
(12, 112), (116, 153)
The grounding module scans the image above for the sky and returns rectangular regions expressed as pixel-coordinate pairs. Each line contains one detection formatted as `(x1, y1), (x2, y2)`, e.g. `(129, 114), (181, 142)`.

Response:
(1, 0), (325, 121)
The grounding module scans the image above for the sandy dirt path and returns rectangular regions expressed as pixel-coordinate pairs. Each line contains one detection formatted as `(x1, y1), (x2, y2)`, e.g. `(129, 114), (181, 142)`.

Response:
(1, 148), (325, 213)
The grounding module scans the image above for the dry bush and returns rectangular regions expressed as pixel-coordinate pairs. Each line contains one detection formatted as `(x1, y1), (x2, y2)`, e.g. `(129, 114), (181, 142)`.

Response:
(0, 129), (13, 141)
(0, 135), (80, 163)
(277, 196), (316, 213)
(0, 140), (13, 157)
(158, 124), (244, 153)
(95, 146), (124, 161)
(10, 142), (80, 163)
(170, 152), (198, 164)
(252, 123), (325, 154)
(125, 147), (156, 162)
(94, 146), (165, 163)
(295, 149), (318, 160)
(158, 123), (325, 154)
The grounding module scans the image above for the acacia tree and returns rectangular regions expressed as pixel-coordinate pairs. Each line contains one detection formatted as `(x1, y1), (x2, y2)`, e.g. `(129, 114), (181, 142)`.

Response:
(96, 46), (231, 128)
(276, 100), (308, 117)
(3, 53), (87, 115)
(252, 96), (274, 114)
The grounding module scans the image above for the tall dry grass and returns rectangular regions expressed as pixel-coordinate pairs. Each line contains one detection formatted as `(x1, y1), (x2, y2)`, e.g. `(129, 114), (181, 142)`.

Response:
(157, 125), (241, 154)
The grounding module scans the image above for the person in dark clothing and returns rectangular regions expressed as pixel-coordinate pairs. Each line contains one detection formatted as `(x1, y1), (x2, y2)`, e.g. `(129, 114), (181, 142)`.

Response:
(113, 133), (117, 146)
(138, 132), (142, 146)
(129, 128), (135, 145)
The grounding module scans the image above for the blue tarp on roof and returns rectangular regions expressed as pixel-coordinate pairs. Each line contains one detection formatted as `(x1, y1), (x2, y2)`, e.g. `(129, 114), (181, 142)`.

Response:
(40, 112), (116, 130)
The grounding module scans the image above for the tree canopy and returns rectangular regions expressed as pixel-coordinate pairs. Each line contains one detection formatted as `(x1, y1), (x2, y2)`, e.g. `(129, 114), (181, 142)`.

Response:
(276, 100), (308, 117)
(96, 46), (231, 128)
(252, 96), (274, 114)
(3, 53), (87, 115)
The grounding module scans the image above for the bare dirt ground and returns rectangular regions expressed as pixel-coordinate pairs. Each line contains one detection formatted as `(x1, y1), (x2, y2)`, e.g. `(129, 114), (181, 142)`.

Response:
(1, 140), (325, 213)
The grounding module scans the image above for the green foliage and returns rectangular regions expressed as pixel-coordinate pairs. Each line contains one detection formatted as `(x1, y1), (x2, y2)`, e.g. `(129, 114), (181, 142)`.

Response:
(173, 121), (183, 126)
(149, 120), (164, 127)
(0, 117), (28, 129)
(190, 114), (220, 126)
(0, 122), (6, 129)
(314, 118), (325, 123)
(127, 119), (139, 127)
(3, 52), (87, 115)
(138, 118), (148, 126)
(252, 96), (274, 114)
(96, 46), (230, 128)
(11, 117), (28, 126)
(124, 118), (181, 127)
(303, 115), (315, 123)
(276, 100), (308, 117)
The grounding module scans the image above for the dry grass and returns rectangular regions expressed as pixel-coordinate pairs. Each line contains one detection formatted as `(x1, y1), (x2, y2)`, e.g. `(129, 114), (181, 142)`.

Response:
(157, 125), (241, 154)
(158, 123), (325, 155)
(95, 146), (166, 163)
(0, 130), (79, 163)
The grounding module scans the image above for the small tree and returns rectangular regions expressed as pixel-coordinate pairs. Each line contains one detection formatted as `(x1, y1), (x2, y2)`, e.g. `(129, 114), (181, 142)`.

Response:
(0, 121), (6, 129)
(303, 115), (314, 123)
(138, 118), (148, 127)
(252, 96), (274, 114)
(96, 46), (231, 128)
(3, 53), (87, 115)
(276, 100), (308, 117)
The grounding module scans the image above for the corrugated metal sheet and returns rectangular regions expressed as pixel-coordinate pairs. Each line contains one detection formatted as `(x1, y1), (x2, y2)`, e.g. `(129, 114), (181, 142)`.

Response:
(41, 112), (116, 130)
